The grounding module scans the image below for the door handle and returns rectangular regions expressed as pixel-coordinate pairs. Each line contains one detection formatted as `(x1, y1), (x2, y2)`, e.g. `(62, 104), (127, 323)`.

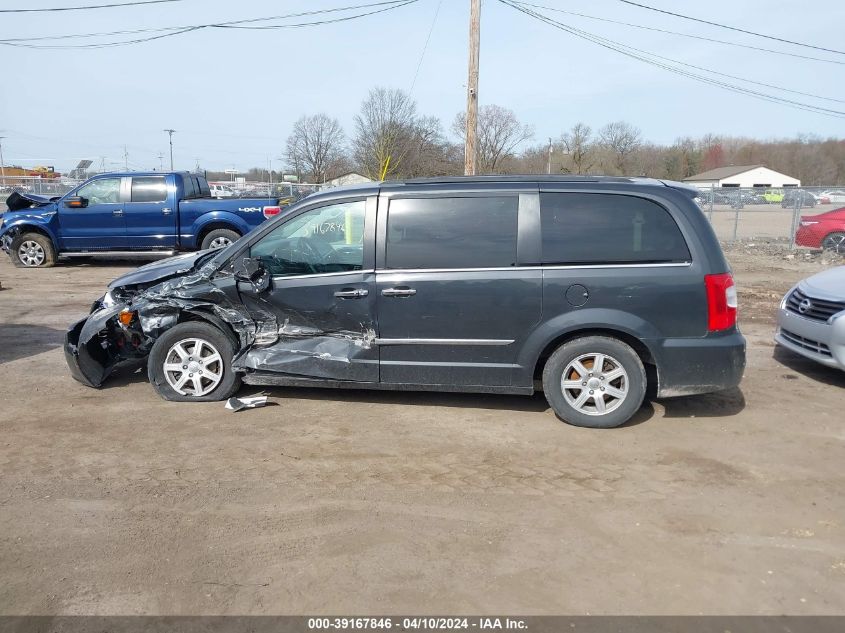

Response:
(333, 288), (369, 299)
(382, 287), (416, 298)
(112, 209), (124, 217)
(162, 207), (173, 215)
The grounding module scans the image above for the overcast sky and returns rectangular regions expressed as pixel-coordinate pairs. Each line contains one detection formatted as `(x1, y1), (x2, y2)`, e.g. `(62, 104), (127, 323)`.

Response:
(1, 0), (844, 174)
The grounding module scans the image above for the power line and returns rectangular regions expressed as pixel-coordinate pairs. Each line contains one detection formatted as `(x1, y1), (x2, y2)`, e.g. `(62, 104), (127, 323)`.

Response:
(409, 0), (443, 95)
(499, 1), (845, 119)
(0, 0), (184, 12)
(0, 0), (418, 47)
(615, 0), (845, 56)
(509, 2), (845, 105)
(515, 1), (845, 66)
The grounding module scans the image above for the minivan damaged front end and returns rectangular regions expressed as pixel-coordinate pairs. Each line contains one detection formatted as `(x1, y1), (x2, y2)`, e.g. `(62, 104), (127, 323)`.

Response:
(63, 254), (260, 388)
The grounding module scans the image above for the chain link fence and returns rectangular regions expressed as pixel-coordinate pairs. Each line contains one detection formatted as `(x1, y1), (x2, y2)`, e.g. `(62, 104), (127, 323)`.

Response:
(692, 185), (845, 248)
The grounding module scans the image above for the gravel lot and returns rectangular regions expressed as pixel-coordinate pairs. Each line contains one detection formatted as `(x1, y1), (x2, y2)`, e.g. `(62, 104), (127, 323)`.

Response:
(0, 248), (843, 615)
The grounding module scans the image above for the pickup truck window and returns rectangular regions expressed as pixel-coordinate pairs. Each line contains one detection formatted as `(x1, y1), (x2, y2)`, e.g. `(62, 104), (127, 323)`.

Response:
(131, 176), (168, 203)
(77, 177), (121, 205)
(181, 176), (197, 199)
(195, 176), (211, 198)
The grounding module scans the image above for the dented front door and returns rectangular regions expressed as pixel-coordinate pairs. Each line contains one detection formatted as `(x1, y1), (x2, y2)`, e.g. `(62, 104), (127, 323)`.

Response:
(235, 197), (379, 382)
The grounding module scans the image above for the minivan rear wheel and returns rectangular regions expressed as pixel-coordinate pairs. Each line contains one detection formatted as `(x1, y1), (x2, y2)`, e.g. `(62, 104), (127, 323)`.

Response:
(148, 322), (241, 402)
(542, 336), (646, 428)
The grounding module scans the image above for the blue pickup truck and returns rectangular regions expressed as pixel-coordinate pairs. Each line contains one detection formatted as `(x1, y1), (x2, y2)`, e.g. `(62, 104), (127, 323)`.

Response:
(0, 171), (284, 267)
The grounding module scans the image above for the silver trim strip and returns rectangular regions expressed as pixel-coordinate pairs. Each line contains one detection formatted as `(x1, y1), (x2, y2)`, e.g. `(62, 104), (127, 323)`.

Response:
(272, 269), (375, 280)
(375, 338), (514, 346)
(263, 262), (691, 281)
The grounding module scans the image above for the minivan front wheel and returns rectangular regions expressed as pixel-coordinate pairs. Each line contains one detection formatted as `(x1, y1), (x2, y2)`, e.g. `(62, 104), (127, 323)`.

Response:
(542, 336), (646, 428)
(148, 322), (241, 402)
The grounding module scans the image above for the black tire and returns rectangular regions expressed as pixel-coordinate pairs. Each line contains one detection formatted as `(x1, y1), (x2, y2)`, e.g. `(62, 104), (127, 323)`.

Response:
(200, 228), (240, 251)
(147, 321), (242, 402)
(822, 232), (845, 255)
(542, 336), (647, 429)
(10, 232), (57, 268)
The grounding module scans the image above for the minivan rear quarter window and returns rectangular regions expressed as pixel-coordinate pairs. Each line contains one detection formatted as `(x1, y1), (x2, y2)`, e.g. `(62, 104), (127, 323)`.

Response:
(540, 193), (690, 265)
(386, 196), (518, 269)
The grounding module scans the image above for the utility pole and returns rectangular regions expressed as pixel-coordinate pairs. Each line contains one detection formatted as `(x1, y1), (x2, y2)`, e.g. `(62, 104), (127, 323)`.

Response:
(0, 137), (6, 181)
(157, 152), (165, 171)
(163, 129), (175, 170)
(123, 145), (129, 171)
(464, 0), (480, 176)
(547, 137), (553, 175)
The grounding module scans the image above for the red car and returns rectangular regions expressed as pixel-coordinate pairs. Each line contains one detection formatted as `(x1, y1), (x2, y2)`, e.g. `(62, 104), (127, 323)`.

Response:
(795, 207), (845, 253)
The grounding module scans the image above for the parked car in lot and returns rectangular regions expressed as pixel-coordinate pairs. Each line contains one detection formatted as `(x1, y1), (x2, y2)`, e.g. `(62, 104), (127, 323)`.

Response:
(763, 189), (785, 203)
(794, 207), (845, 253)
(0, 171), (285, 267)
(209, 183), (236, 198)
(782, 189), (817, 208)
(64, 175), (746, 428)
(776, 266), (845, 371)
(821, 190), (845, 204)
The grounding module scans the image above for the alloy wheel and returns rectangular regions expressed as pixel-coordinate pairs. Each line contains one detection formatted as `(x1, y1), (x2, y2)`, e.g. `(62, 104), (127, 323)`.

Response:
(163, 338), (224, 397)
(561, 352), (629, 416)
(18, 240), (45, 267)
(209, 237), (232, 249)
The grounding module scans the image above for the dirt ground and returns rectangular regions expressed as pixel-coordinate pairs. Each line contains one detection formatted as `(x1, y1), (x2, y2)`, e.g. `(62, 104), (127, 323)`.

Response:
(0, 247), (843, 616)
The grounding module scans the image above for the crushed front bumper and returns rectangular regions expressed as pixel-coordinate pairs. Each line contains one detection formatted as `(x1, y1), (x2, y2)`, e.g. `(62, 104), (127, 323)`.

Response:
(64, 316), (114, 387)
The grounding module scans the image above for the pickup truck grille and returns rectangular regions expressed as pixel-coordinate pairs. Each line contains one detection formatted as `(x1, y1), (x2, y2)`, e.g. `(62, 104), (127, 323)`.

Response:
(780, 329), (832, 357)
(786, 288), (845, 323)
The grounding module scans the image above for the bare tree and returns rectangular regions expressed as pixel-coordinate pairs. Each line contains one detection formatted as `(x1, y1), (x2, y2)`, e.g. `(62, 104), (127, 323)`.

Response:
(353, 87), (418, 179)
(598, 121), (641, 174)
(285, 113), (346, 183)
(559, 122), (593, 174)
(453, 104), (533, 173)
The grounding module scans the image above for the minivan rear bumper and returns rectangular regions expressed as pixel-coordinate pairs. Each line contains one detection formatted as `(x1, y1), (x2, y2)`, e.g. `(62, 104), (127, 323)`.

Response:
(649, 332), (746, 397)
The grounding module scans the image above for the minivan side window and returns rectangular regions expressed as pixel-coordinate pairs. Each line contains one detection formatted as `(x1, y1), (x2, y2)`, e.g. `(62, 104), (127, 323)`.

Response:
(131, 176), (168, 203)
(540, 193), (691, 265)
(250, 200), (366, 277)
(385, 197), (518, 269)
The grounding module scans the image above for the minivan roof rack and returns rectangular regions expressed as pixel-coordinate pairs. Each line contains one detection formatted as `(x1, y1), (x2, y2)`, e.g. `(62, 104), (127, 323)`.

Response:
(397, 175), (647, 185)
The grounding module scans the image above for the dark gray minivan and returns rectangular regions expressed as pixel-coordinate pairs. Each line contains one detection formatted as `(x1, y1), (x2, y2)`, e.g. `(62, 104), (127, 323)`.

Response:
(65, 176), (745, 428)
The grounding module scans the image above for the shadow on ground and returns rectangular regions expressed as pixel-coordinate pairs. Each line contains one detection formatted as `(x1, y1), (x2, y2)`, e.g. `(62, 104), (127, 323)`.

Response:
(774, 347), (845, 388)
(0, 323), (66, 364)
(656, 387), (746, 419)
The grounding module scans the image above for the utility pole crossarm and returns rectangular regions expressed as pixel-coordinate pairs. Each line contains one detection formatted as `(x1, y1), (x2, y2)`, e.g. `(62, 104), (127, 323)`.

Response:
(464, 0), (480, 176)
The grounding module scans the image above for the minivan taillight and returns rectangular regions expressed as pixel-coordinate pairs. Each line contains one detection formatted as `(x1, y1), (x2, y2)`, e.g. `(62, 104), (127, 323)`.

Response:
(263, 206), (282, 218)
(705, 273), (737, 332)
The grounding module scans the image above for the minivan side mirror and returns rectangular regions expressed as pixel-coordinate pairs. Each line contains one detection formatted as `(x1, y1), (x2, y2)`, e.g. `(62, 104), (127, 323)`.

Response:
(233, 256), (271, 293)
(65, 196), (88, 208)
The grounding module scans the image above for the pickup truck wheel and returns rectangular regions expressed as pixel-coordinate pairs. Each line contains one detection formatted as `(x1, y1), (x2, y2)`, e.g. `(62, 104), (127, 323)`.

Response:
(11, 232), (57, 268)
(201, 228), (240, 250)
(148, 322), (241, 402)
(542, 336), (646, 429)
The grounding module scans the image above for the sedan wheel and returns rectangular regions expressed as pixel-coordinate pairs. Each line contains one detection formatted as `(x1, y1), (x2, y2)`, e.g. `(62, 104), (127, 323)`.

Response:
(163, 338), (224, 397)
(822, 232), (845, 255)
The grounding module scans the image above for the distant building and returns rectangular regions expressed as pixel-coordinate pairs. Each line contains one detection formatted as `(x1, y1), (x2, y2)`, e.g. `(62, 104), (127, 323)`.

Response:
(325, 172), (373, 188)
(683, 165), (800, 189)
